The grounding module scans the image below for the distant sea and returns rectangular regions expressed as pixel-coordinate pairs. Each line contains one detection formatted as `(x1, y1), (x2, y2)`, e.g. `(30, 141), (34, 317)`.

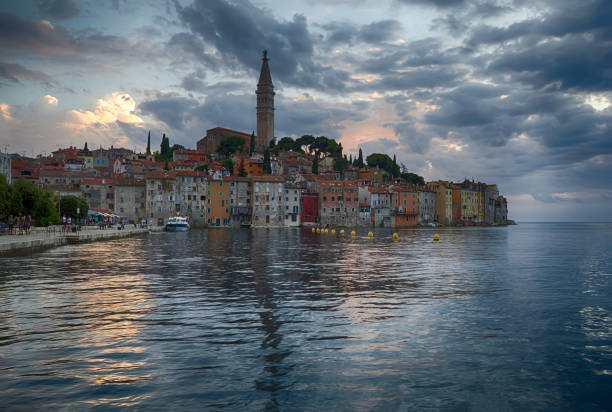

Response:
(1, 223), (611, 410)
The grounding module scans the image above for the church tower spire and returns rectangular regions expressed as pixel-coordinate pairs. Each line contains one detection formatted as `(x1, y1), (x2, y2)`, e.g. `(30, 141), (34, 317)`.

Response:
(256, 50), (274, 148)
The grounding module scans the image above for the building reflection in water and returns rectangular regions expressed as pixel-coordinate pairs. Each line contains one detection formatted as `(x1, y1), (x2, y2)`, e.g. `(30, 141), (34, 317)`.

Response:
(51, 237), (153, 408)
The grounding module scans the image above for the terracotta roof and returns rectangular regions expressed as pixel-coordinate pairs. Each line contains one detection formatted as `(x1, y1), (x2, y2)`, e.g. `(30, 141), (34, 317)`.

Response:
(317, 180), (358, 187)
(206, 127), (251, 137)
(82, 178), (114, 185)
(175, 170), (207, 177)
(146, 170), (176, 179)
(251, 175), (285, 182)
(223, 176), (251, 182)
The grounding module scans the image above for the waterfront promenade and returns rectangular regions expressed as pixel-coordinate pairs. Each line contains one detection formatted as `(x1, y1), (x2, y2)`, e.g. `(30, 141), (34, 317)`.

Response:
(0, 226), (148, 255)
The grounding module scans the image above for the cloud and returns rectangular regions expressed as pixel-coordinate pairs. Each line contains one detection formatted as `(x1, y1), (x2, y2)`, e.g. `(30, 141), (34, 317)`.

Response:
(67, 92), (143, 128)
(320, 19), (403, 46)
(0, 61), (59, 87)
(36, 0), (79, 20)
(0, 12), (131, 56)
(397, 0), (466, 8)
(175, 0), (350, 91)
(0, 92), (150, 155)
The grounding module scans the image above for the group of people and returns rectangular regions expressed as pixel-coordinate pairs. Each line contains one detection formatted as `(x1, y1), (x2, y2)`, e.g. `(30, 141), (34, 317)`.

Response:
(5, 214), (32, 235)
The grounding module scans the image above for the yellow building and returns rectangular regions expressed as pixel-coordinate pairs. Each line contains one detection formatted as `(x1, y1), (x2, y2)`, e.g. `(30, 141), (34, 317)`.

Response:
(460, 182), (483, 224)
(428, 180), (453, 225)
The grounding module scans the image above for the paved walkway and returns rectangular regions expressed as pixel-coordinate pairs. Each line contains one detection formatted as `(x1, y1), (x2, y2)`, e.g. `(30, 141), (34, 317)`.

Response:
(0, 226), (149, 254)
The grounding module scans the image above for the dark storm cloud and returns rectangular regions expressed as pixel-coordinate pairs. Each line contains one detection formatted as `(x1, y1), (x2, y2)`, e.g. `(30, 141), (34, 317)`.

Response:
(36, 0), (79, 20)
(0, 12), (130, 55)
(139, 92), (199, 131)
(175, 0), (350, 90)
(139, 89), (366, 142)
(485, 35), (612, 93)
(0, 61), (59, 87)
(320, 19), (402, 46)
(391, 121), (431, 154)
(397, 0), (466, 7)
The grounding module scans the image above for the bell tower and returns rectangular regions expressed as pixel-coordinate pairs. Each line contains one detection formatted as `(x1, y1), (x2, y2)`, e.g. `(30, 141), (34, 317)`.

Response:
(256, 50), (274, 148)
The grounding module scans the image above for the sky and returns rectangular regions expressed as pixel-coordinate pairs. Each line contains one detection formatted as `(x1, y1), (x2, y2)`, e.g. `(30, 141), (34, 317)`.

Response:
(0, 0), (611, 221)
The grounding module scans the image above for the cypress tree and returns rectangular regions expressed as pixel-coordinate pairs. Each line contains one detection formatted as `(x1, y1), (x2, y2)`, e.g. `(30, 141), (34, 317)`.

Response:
(83, 141), (88, 151)
(263, 149), (272, 174)
(349, 154), (353, 165)
(238, 159), (247, 177)
(393, 154), (397, 166)
(146, 131), (151, 155)
(312, 154), (319, 175)
(160, 133), (170, 156)
(357, 148), (364, 168)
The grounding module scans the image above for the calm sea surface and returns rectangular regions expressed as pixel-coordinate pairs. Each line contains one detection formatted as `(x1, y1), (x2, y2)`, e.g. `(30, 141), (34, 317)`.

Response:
(1, 223), (612, 410)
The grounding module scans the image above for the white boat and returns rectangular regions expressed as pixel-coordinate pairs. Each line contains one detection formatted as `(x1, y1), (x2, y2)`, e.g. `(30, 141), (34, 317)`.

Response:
(165, 216), (190, 232)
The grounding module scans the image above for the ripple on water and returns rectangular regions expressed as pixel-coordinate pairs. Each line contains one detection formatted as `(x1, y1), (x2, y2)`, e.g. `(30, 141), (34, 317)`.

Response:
(1, 224), (612, 409)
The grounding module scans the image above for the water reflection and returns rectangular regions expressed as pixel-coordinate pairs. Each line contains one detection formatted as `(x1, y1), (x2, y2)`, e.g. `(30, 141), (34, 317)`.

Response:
(1, 224), (611, 410)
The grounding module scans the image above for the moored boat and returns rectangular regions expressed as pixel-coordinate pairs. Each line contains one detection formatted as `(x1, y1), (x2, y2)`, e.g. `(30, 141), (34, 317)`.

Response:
(165, 216), (190, 232)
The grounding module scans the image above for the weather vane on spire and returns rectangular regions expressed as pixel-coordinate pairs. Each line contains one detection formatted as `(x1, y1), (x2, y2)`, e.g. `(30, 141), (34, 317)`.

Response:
(263, 49), (267, 59)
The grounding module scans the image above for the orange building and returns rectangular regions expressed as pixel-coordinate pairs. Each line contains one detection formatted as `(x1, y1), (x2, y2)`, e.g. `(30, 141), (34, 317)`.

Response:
(233, 156), (264, 177)
(205, 179), (231, 226)
(393, 187), (418, 227)
(173, 149), (208, 163)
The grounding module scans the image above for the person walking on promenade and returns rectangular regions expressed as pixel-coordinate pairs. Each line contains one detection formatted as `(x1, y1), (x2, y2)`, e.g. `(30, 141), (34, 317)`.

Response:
(17, 214), (23, 235)
(67, 216), (72, 232)
(8, 215), (13, 234)
(62, 215), (67, 233)
(25, 216), (31, 234)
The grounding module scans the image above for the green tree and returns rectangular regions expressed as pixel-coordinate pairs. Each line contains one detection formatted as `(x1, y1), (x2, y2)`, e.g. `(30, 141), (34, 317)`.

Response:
(84, 141), (88, 152)
(333, 156), (348, 172)
(222, 158), (234, 174)
(356, 147), (365, 168)
(263, 149), (272, 174)
(0, 174), (11, 215)
(296, 135), (314, 152)
(195, 164), (209, 173)
(400, 172), (425, 185)
(160, 133), (170, 156)
(366, 153), (400, 177)
(250, 132), (255, 154)
(59, 195), (88, 220)
(217, 136), (246, 157)
(312, 154), (319, 174)
(146, 131), (151, 155)
(32, 190), (59, 226)
(11, 179), (38, 215)
(238, 159), (247, 177)
(276, 137), (298, 152)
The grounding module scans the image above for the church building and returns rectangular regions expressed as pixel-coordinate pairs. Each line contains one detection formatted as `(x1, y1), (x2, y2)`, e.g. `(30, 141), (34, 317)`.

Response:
(197, 51), (275, 153)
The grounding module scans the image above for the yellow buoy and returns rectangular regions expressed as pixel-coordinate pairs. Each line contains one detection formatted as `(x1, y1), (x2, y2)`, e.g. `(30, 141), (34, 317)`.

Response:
(393, 233), (399, 241)
(312, 227), (315, 233)
(368, 231), (373, 238)
(340, 229), (345, 236)
(351, 230), (356, 237)
(316, 228), (321, 233)
(433, 233), (440, 242)
(324, 229), (328, 234)
(331, 229), (336, 235)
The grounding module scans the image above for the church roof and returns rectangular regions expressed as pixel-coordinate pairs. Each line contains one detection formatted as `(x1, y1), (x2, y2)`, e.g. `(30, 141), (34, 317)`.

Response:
(257, 50), (273, 87)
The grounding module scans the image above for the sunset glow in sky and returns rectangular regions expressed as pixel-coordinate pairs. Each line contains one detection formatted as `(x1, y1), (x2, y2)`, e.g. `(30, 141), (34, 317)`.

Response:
(1, 0), (611, 221)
